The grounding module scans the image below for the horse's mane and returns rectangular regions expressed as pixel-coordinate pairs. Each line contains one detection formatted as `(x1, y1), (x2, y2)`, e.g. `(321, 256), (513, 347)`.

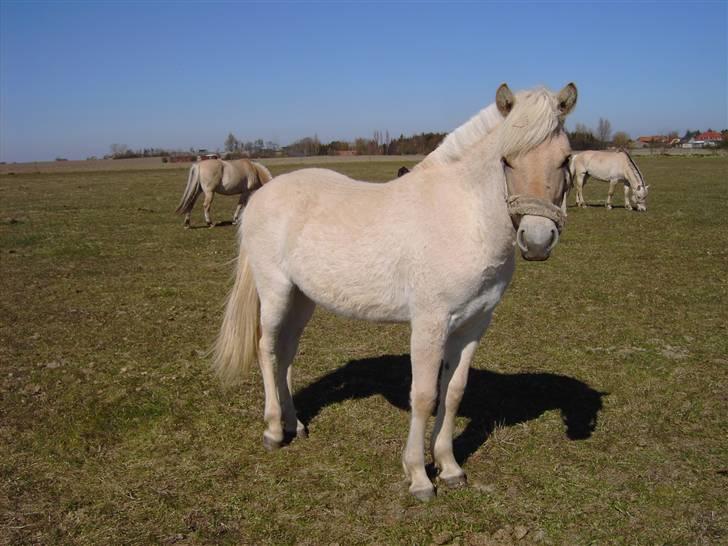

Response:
(619, 148), (645, 187)
(417, 87), (563, 170)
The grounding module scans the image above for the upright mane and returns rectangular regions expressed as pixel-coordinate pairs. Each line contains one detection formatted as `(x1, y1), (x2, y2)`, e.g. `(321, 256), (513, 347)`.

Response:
(417, 103), (504, 169)
(417, 87), (563, 170)
(620, 148), (645, 187)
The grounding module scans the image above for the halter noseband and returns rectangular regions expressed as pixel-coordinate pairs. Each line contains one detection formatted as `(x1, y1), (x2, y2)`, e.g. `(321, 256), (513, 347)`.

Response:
(506, 195), (566, 233)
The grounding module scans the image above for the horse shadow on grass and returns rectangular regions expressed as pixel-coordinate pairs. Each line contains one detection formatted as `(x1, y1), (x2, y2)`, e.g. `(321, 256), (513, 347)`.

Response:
(293, 354), (604, 465)
(188, 220), (235, 230)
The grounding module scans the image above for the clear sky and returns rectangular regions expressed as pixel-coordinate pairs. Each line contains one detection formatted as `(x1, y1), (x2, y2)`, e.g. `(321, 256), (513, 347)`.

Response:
(1, 0), (726, 162)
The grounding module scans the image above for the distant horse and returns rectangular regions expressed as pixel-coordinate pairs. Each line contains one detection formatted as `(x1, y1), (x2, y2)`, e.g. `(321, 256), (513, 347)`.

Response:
(214, 83), (578, 501)
(397, 166), (410, 177)
(569, 150), (648, 211)
(176, 159), (273, 228)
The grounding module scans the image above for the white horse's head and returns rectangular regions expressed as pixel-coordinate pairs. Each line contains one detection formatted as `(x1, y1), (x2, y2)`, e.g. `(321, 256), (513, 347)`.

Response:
(632, 184), (649, 212)
(497, 83), (578, 261)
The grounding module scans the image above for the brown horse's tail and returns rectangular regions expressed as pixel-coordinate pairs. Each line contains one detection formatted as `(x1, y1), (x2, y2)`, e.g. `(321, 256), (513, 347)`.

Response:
(176, 163), (201, 214)
(212, 246), (260, 385)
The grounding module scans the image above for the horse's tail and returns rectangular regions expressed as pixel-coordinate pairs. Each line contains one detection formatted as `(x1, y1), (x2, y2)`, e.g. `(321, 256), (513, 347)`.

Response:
(176, 163), (201, 214)
(212, 246), (260, 385)
(250, 161), (273, 189)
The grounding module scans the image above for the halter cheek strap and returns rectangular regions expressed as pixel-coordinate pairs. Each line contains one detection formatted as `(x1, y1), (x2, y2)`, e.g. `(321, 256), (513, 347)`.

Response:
(506, 195), (567, 233)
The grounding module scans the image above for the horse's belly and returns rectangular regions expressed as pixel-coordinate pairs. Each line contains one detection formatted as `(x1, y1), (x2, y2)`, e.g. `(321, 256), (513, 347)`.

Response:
(291, 261), (410, 323)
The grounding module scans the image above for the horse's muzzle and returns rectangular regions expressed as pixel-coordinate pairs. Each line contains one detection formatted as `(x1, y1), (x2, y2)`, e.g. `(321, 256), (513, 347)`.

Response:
(516, 215), (559, 261)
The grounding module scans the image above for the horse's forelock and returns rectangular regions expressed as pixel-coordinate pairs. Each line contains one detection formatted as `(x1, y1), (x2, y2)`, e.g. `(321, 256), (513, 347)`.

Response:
(499, 88), (562, 159)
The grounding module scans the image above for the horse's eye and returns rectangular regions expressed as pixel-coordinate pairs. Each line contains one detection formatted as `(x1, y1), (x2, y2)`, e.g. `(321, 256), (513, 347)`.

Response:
(502, 158), (513, 169)
(560, 156), (571, 168)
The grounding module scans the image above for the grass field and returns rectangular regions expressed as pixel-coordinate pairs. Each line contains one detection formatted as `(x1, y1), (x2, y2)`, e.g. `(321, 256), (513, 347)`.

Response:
(1, 156), (726, 545)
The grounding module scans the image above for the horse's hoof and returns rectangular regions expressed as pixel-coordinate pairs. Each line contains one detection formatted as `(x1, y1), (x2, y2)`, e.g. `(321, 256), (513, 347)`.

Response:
(282, 427), (307, 444)
(439, 473), (468, 489)
(410, 486), (436, 502)
(184, 224), (190, 229)
(262, 435), (282, 452)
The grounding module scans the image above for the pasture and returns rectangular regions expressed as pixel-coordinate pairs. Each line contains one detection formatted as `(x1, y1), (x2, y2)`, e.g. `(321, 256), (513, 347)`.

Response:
(1, 156), (726, 544)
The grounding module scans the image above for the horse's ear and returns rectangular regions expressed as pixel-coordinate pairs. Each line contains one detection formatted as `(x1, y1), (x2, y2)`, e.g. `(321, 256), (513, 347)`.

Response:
(557, 83), (578, 116)
(496, 83), (515, 117)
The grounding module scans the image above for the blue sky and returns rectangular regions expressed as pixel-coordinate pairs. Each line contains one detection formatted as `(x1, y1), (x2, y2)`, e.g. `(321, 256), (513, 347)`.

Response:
(1, 1), (726, 162)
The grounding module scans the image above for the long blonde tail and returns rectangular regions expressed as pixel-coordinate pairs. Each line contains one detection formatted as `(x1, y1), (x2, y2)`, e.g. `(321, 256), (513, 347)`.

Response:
(213, 248), (260, 385)
(253, 161), (273, 186)
(176, 163), (200, 214)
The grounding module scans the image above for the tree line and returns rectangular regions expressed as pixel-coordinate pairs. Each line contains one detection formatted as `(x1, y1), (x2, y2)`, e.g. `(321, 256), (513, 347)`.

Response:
(108, 120), (728, 161)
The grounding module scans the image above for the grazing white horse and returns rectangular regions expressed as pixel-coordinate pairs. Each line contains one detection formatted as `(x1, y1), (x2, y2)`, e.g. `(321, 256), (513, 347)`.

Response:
(176, 158), (273, 228)
(569, 150), (648, 211)
(214, 83), (578, 500)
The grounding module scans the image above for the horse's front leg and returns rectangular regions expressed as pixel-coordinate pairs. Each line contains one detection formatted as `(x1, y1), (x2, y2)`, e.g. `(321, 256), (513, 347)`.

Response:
(431, 315), (491, 488)
(623, 183), (633, 211)
(404, 320), (446, 501)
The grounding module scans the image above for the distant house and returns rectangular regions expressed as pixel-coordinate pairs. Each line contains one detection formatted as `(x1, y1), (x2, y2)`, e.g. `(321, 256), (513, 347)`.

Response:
(696, 131), (722, 146)
(682, 131), (722, 149)
(637, 135), (670, 145)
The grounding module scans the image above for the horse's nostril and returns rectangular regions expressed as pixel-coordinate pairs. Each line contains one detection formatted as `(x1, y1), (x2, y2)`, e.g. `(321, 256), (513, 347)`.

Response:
(517, 229), (528, 253)
(546, 229), (559, 253)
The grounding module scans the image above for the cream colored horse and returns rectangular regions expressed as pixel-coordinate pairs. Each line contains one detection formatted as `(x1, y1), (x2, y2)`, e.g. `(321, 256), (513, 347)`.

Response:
(176, 158), (273, 228)
(569, 150), (648, 211)
(214, 83), (578, 501)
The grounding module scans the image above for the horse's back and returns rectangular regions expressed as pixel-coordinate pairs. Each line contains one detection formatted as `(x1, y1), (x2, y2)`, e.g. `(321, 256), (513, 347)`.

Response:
(576, 150), (627, 180)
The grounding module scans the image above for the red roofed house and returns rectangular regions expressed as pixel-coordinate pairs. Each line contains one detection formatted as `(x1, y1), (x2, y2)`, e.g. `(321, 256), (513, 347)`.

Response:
(696, 131), (723, 145)
(683, 130), (723, 148)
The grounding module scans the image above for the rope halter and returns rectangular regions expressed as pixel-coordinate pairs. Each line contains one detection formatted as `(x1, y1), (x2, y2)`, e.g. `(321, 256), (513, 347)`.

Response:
(506, 195), (567, 233)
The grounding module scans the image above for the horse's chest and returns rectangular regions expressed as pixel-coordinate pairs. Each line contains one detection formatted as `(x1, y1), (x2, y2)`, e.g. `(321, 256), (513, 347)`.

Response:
(433, 246), (515, 332)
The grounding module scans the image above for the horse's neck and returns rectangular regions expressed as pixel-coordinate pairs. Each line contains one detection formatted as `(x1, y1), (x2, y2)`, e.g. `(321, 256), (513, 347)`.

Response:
(420, 136), (509, 222)
(621, 152), (644, 188)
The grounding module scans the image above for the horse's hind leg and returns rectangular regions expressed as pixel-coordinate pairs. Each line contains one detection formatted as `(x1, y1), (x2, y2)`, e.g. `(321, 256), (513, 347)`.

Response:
(575, 172), (586, 207)
(202, 189), (215, 227)
(258, 282), (314, 450)
(276, 288), (315, 442)
(232, 193), (250, 226)
(606, 180), (618, 210)
(184, 188), (202, 228)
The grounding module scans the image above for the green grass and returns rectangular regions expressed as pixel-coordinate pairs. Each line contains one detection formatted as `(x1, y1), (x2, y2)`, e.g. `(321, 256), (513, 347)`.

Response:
(1, 157), (726, 544)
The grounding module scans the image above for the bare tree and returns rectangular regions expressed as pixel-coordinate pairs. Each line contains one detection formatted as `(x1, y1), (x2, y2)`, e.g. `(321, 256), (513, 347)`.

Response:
(597, 118), (612, 146)
(224, 133), (239, 153)
(613, 131), (630, 148)
(109, 143), (128, 157)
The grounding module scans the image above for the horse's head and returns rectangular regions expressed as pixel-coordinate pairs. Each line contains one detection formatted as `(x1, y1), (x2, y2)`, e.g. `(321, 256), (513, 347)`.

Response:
(497, 83), (578, 261)
(632, 184), (649, 212)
